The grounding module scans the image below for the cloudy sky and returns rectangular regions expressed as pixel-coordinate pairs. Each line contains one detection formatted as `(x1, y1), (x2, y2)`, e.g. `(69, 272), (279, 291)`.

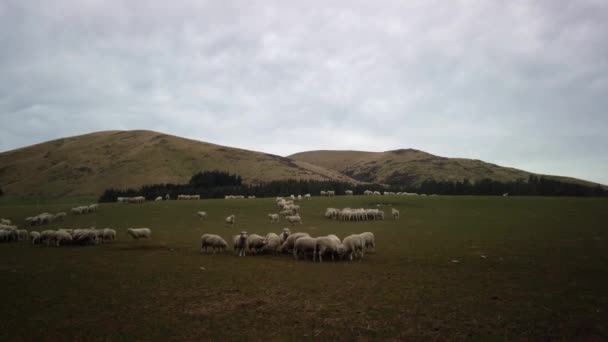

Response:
(1, 1), (607, 184)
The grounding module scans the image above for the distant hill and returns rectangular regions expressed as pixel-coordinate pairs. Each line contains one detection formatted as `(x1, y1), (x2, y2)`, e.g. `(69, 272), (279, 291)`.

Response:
(0, 130), (358, 197)
(288, 149), (600, 187)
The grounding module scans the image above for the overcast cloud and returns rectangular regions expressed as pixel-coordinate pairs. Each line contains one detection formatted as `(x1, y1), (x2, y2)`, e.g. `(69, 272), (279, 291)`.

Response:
(1, 0), (607, 184)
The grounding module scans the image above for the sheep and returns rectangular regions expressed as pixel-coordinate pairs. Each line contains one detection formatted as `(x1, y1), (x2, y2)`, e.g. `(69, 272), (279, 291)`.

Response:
(30, 231), (41, 245)
(102, 228), (116, 243)
(358, 232), (375, 252)
(268, 213), (280, 223)
(127, 228), (151, 240)
(246, 234), (267, 255)
(304, 194), (311, 199)
(327, 190), (335, 197)
(342, 234), (364, 261)
(165, 193), (170, 200)
(391, 208), (400, 220)
(0, 218), (11, 225)
(320, 190), (327, 196)
(200, 234), (228, 253)
(315, 235), (345, 262)
(40, 230), (57, 246)
(296, 195), (302, 201)
(88, 204), (99, 212)
(54, 212), (67, 221)
(286, 215), (302, 225)
(345, 190), (354, 195)
(197, 211), (208, 220)
(233, 231), (248, 256)
(280, 232), (310, 253)
(55, 230), (73, 247)
(71, 207), (84, 215)
(263, 233), (281, 255)
(293, 237), (318, 261)
(17, 229), (29, 241)
(279, 228), (291, 244)
(225, 214), (236, 227)
(155, 196), (163, 201)
(73, 229), (99, 245)
(0, 226), (18, 242)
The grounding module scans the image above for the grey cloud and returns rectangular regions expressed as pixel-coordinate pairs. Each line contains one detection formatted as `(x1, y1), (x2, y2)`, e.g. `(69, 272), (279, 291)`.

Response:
(1, 0), (607, 184)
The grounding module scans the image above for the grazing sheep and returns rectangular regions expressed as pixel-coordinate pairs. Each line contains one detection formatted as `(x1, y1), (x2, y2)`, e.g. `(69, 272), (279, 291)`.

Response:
(263, 233), (282, 255)
(0, 218), (11, 225)
(55, 230), (73, 246)
(304, 194), (311, 199)
(102, 228), (117, 243)
(165, 194), (170, 200)
(358, 232), (375, 252)
(391, 208), (400, 220)
(233, 231), (248, 256)
(315, 235), (345, 262)
(200, 234), (228, 253)
(293, 237), (318, 261)
(197, 211), (208, 220)
(72, 229), (99, 245)
(88, 204), (99, 212)
(247, 234), (267, 255)
(342, 234), (364, 261)
(17, 229), (29, 241)
(268, 213), (280, 223)
(280, 232), (310, 253)
(54, 212), (67, 221)
(225, 214), (236, 227)
(30, 231), (41, 245)
(286, 215), (302, 225)
(345, 190), (353, 195)
(155, 196), (163, 201)
(40, 230), (57, 246)
(279, 228), (291, 244)
(127, 228), (151, 240)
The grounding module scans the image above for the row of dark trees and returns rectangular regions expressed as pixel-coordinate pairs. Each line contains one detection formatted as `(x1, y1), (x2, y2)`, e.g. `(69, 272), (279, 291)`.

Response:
(98, 170), (607, 202)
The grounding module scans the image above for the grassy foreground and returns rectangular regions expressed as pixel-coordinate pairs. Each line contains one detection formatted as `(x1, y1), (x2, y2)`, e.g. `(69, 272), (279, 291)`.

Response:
(1, 196), (607, 341)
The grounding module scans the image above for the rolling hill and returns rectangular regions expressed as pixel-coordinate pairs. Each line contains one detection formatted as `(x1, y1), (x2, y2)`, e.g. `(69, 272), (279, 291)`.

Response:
(288, 149), (599, 187)
(0, 130), (358, 197)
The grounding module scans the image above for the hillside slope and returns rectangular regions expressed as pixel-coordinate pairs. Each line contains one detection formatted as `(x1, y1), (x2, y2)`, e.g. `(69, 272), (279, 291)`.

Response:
(288, 149), (598, 187)
(0, 131), (357, 197)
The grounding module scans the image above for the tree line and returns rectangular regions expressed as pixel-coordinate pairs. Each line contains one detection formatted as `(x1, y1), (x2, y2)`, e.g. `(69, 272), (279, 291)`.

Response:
(98, 170), (607, 202)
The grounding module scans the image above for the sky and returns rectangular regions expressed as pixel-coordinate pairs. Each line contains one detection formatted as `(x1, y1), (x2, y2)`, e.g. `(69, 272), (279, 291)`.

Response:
(1, 1), (607, 184)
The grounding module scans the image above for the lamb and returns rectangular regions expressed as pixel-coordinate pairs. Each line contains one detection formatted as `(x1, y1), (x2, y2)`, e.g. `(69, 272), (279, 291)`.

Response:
(279, 228), (291, 244)
(30, 231), (41, 245)
(200, 234), (228, 253)
(155, 196), (163, 201)
(197, 211), (208, 220)
(246, 234), (267, 255)
(342, 234), (364, 261)
(102, 228), (117, 243)
(358, 232), (375, 252)
(268, 213), (280, 223)
(280, 232), (310, 253)
(225, 214), (236, 227)
(55, 230), (73, 246)
(391, 208), (400, 220)
(286, 215), (302, 225)
(263, 233), (281, 255)
(127, 228), (151, 240)
(293, 237), (318, 261)
(233, 231), (248, 256)
(315, 235), (345, 262)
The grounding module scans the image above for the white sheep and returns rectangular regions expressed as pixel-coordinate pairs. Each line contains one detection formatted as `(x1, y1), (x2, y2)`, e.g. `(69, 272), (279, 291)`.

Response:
(304, 194), (311, 199)
(73, 229), (99, 245)
(280, 232), (310, 253)
(358, 232), (375, 252)
(279, 228), (291, 244)
(40, 230), (57, 246)
(30, 231), (41, 245)
(200, 234), (228, 253)
(315, 235), (345, 262)
(286, 215), (302, 225)
(246, 234), (267, 255)
(268, 213), (280, 223)
(102, 228), (117, 243)
(225, 214), (236, 227)
(17, 229), (29, 241)
(0, 218), (11, 225)
(197, 211), (208, 220)
(263, 233), (282, 255)
(155, 196), (163, 201)
(127, 228), (151, 240)
(342, 234), (364, 261)
(55, 230), (73, 247)
(88, 204), (99, 212)
(345, 190), (354, 195)
(233, 231), (248, 256)
(293, 237), (318, 261)
(54, 212), (67, 221)
(391, 208), (400, 219)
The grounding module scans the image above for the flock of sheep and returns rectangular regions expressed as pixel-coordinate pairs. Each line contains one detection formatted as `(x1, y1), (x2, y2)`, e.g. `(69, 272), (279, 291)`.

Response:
(201, 228), (374, 262)
(2, 190), (399, 263)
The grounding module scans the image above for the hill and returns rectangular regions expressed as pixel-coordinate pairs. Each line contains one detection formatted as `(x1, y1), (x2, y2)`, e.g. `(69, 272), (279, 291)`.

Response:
(288, 149), (599, 187)
(0, 130), (358, 197)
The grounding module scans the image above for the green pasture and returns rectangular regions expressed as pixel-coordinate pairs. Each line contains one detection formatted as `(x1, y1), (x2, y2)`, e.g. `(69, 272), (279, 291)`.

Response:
(1, 196), (607, 340)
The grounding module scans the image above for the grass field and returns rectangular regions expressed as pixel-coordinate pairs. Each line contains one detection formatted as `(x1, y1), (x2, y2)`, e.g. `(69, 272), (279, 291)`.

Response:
(1, 196), (607, 341)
